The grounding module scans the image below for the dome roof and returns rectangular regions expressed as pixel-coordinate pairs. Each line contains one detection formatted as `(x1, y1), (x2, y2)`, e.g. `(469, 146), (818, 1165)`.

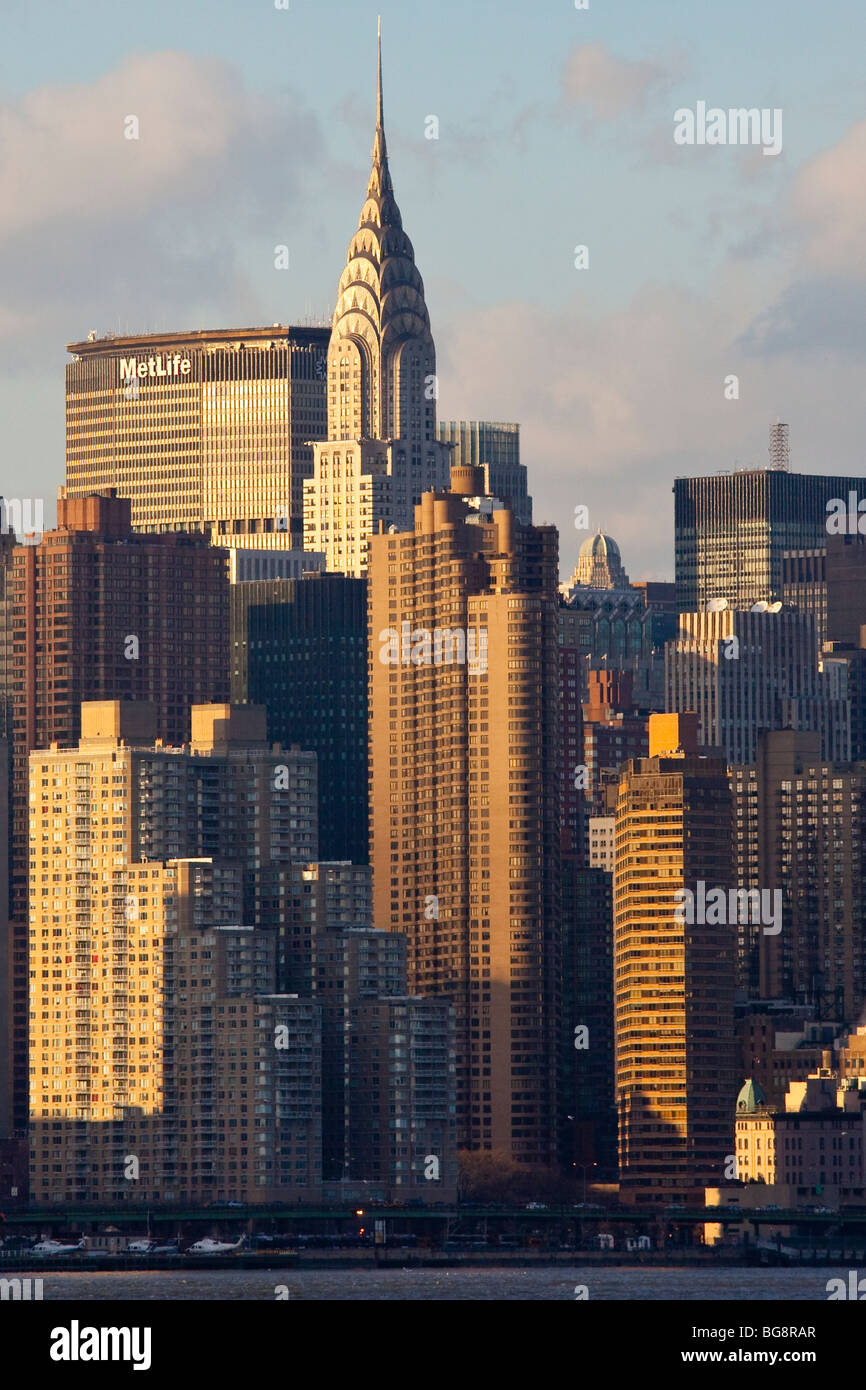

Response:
(736, 1078), (767, 1113)
(578, 530), (621, 562)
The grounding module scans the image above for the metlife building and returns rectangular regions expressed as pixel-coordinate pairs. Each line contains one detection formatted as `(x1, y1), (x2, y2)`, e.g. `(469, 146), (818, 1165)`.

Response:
(65, 325), (329, 543)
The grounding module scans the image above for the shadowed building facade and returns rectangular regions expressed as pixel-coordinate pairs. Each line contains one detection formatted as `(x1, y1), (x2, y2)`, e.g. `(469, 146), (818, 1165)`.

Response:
(230, 574), (368, 864)
(0, 493), (229, 1138)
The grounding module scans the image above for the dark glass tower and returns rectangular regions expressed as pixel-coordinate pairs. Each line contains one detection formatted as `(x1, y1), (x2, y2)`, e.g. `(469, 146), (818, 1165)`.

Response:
(230, 573), (368, 864)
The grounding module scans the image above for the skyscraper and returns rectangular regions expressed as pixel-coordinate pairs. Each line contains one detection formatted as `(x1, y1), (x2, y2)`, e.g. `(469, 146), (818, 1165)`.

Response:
(303, 24), (451, 576)
(230, 574), (368, 864)
(731, 730), (866, 1016)
(436, 422), (531, 525)
(27, 702), (325, 1204)
(369, 465), (561, 1163)
(0, 492), (230, 1136)
(665, 606), (849, 765)
(614, 714), (737, 1202)
(674, 466), (866, 612)
(65, 325), (329, 542)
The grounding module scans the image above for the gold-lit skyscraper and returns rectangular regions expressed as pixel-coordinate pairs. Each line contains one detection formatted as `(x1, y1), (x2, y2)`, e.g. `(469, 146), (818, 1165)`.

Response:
(28, 702), (322, 1204)
(613, 714), (737, 1203)
(369, 465), (561, 1163)
(66, 325), (329, 542)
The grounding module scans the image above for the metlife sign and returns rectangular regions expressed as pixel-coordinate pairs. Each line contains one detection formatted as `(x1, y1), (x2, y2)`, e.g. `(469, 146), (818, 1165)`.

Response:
(119, 353), (191, 381)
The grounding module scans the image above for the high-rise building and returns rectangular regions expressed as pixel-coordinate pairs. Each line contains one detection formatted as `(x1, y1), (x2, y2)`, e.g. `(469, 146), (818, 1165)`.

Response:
(303, 26), (451, 576)
(731, 730), (866, 1017)
(613, 714), (737, 1202)
(369, 466), (561, 1163)
(230, 574), (368, 863)
(342, 995), (457, 1200)
(826, 533), (866, 649)
(27, 702), (323, 1204)
(29, 849), (323, 1206)
(65, 325), (329, 541)
(561, 859), (616, 1178)
(0, 493), (229, 1136)
(674, 466), (866, 612)
(275, 865), (457, 1199)
(665, 606), (849, 765)
(436, 422), (531, 525)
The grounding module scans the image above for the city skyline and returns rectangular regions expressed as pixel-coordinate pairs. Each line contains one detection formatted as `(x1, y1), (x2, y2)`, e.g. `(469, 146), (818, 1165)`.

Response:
(3, 3), (866, 1326)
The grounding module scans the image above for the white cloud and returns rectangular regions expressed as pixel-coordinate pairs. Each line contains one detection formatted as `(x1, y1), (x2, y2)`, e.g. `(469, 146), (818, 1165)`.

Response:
(0, 52), (324, 366)
(561, 43), (671, 121)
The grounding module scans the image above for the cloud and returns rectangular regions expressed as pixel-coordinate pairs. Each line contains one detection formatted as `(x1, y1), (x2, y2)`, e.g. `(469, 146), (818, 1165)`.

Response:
(436, 273), (866, 581)
(0, 51), (324, 368)
(737, 120), (866, 359)
(561, 43), (671, 121)
(789, 120), (866, 277)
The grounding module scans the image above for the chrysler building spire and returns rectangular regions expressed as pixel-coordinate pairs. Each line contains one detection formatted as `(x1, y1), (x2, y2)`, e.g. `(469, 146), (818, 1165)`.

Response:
(304, 20), (452, 575)
(325, 18), (436, 444)
(377, 14), (383, 129)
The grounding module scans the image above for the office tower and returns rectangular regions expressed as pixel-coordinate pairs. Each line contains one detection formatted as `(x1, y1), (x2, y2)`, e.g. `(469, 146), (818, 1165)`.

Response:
(568, 531), (631, 590)
(673, 465), (866, 612)
(29, 846), (322, 1205)
(230, 574), (368, 863)
(437, 422), (531, 525)
(65, 325), (329, 542)
(369, 466), (561, 1163)
(561, 859), (616, 1178)
(665, 606), (849, 765)
(0, 493), (229, 1136)
(613, 714), (736, 1202)
(227, 549), (324, 584)
(781, 549), (827, 645)
(730, 730), (866, 1017)
(303, 27), (451, 576)
(826, 533), (866, 647)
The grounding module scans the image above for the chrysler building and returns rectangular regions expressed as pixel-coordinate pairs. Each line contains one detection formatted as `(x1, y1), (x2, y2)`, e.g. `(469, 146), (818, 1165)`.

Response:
(304, 20), (451, 575)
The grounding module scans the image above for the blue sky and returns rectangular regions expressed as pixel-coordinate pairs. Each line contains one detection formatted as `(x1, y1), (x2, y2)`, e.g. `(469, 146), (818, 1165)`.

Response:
(2, 0), (865, 577)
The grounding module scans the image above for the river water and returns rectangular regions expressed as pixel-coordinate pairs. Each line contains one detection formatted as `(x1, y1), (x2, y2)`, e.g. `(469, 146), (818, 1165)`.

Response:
(11, 1266), (853, 1300)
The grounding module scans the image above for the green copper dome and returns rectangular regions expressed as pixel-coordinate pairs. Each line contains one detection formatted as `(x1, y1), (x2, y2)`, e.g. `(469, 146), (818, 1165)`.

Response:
(736, 1078), (767, 1113)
